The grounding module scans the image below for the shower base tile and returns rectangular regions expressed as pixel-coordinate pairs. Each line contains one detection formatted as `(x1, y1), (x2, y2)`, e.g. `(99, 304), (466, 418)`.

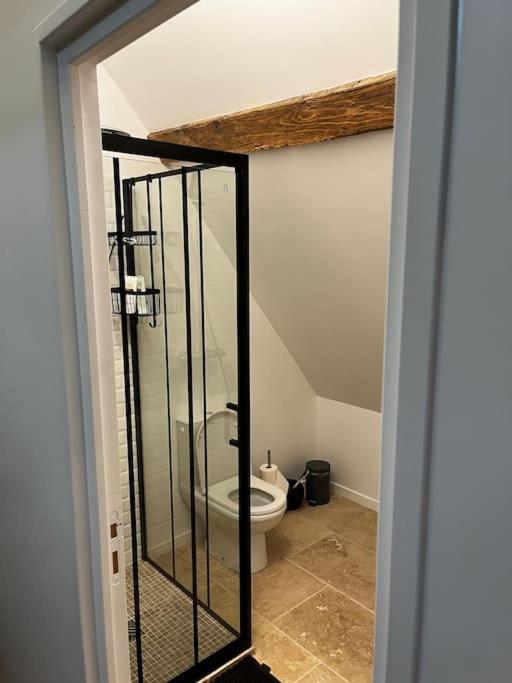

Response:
(126, 561), (235, 683)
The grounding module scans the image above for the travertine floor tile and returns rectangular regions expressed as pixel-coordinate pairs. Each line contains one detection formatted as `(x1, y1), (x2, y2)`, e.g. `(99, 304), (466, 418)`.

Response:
(267, 512), (331, 557)
(276, 587), (374, 682)
(291, 534), (376, 610)
(209, 589), (240, 632)
(252, 613), (318, 683)
(252, 556), (324, 621)
(301, 497), (378, 551)
(297, 663), (348, 682)
(177, 542), (239, 591)
(152, 549), (227, 603)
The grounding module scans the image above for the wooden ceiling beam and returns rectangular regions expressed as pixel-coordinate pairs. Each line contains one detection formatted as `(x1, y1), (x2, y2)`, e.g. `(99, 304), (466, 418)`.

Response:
(148, 72), (396, 154)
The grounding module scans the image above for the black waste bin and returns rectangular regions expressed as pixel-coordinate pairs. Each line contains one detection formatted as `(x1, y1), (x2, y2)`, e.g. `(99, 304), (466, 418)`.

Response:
(305, 459), (330, 505)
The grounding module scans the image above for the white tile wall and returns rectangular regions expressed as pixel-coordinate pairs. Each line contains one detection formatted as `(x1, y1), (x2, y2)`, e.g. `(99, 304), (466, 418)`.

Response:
(104, 157), (240, 564)
(104, 158), (141, 564)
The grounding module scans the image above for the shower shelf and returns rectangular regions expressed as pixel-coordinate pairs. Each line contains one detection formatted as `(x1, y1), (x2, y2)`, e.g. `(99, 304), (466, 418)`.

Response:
(111, 287), (161, 317)
(108, 230), (158, 247)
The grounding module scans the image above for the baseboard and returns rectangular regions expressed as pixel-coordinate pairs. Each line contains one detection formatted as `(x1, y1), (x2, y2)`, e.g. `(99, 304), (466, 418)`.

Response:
(331, 481), (379, 511)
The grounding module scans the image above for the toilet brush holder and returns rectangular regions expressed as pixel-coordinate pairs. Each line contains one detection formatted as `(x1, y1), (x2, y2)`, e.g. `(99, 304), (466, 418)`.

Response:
(286, 479), (304, 510)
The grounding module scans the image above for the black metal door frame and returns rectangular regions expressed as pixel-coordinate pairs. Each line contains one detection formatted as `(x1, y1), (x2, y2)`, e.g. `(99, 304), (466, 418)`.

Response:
(106, 133), (251, 683)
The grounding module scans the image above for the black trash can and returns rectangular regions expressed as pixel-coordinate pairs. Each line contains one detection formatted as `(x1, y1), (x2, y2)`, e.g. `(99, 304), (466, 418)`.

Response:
(305, 460), (330, 506)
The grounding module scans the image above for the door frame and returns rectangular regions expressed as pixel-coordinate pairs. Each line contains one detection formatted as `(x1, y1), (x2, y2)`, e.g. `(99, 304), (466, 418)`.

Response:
(54, 2), (202, 680)
(34, 0), (459, 680)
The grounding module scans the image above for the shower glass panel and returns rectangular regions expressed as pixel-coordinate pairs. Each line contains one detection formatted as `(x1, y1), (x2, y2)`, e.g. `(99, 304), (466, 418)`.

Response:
(104, 134), (249, 683)
(187, 167), (241, 641)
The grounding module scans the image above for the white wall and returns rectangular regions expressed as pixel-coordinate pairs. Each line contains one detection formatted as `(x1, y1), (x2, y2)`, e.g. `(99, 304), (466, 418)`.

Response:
(251, 133), (392, 412)
(0, 3), (127, 681)
(97, 64), (147, 138)
(97, 1), (397, 509)
(101, 0), (397, 413)
(104, 0), (398, 130)
(102, 151), (318, 563)
(251, 301), (317, 478)
(99, 69), (166, 564)
(317, 397), (381, 509)
(97, 63), (318, 512)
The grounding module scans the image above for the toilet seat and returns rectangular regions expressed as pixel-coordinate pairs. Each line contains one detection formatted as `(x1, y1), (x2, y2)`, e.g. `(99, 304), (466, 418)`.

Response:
(208, 475), (287, 517)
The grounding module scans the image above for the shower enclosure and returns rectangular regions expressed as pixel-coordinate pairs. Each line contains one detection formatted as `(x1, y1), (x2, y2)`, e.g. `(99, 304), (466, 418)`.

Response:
(103, 133), (250, 683)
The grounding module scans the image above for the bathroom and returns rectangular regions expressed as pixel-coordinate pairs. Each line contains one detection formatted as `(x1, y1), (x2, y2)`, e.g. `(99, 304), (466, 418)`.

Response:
(99, 1), (396, 681)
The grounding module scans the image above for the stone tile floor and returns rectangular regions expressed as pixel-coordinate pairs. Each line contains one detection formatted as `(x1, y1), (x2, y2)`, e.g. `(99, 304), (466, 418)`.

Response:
(130, 495), (377, 683)
(219, 495), (378, 683)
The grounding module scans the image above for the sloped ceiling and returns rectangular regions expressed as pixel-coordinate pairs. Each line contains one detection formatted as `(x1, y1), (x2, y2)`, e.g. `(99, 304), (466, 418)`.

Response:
(103, 0), (398, 131)
(250, 134), (392, 411)
(101, 0), (397, 411)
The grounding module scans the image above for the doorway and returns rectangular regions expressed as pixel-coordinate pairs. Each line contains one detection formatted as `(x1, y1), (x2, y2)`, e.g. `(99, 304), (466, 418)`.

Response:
(94, 3), (393, 680)
(56, 1), (403, 682)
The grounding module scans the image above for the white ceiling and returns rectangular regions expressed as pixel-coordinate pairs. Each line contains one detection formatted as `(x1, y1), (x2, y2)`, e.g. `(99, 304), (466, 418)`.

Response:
(100, 0), (398, 411)
(103, 0), (398, 131)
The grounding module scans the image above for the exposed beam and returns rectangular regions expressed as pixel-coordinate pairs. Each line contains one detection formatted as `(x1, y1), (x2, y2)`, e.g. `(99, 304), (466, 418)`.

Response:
(148, 72), (396, 153)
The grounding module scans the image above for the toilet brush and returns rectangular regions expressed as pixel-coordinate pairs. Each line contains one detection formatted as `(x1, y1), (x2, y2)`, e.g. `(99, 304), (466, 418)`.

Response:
(292, 469), (309, 489)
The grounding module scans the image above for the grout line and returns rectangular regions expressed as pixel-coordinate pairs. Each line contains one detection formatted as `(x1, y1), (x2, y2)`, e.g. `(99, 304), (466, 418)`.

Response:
(256, 613), (325, 675)
(263, 585), (327, 623)
(284, 528), (376, 561)
(294, 663), (321, 682)
(295, 661), (350, 683)
(283, 557), (376, 616)
(268, 538), (318, 562)
(295, 505), (377, 554)
(315, 662), (351, 683)
(259, 611), (350, 683)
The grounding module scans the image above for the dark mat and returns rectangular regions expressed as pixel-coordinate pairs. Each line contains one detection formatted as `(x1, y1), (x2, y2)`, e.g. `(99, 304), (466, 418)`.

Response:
(215, 656), (281, 682)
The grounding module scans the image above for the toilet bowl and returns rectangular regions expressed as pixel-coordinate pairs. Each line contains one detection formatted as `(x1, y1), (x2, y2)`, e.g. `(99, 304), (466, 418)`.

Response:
(194, 474), (287, 573)
(177, 410), (287, 573)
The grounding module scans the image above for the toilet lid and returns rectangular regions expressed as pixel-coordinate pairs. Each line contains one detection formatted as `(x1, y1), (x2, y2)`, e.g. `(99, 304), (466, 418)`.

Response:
(195, 409), (238, 495)
(208, 475), (287, 517)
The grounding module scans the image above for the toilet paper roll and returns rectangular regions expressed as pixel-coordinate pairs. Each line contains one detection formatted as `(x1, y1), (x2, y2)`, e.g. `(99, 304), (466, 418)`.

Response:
(259, 463), (278, 485)
(259, 464), (290, 496)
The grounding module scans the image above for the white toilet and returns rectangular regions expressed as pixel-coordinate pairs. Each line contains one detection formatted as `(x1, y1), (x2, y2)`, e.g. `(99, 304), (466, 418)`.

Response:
(177, 409), (287, 573)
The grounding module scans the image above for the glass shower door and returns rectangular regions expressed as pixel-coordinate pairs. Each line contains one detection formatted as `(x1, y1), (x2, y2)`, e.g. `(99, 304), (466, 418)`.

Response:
(105, 132), (250, 683)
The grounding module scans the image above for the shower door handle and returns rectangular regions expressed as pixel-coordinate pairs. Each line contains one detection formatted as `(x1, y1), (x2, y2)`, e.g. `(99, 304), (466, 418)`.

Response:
(226, 402), (238, 411)
(229, 438), (239, 448)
